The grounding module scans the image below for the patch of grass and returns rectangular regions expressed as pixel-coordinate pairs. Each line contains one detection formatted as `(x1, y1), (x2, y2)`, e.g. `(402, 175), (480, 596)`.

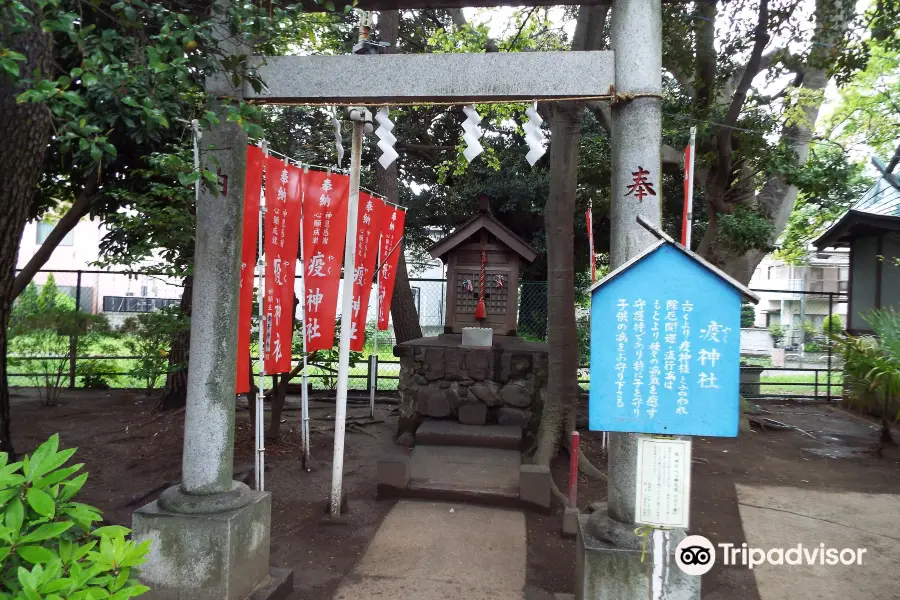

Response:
(760, 372), (843, 396)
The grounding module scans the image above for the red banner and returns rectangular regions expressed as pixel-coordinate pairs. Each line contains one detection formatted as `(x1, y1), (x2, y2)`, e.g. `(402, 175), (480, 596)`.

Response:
(586, 208), (595, 283)
(263, 157), (303, 373)
(349, 193), (386, 351)
(301, 170), (350, 352)
(236, 146), (265, 393)
(377, 205), (406, 331)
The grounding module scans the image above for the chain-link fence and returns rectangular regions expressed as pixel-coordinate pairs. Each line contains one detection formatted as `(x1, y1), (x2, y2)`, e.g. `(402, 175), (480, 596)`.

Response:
(6, 270), (848, 401)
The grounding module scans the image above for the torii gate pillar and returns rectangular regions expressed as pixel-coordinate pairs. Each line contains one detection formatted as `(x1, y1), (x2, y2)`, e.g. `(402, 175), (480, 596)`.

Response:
(576, 0), (701, 599)
(130, 3), (290, 599)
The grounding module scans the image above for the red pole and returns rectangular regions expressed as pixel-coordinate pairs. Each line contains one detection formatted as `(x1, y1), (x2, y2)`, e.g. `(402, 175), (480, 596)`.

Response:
(568, 431), (580, 509)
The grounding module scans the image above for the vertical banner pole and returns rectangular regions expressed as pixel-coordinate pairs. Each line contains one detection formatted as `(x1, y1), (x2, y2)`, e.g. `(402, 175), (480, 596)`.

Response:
(255, 142), (268, 492)
(330, 117), (364, 517)
(298, 166), (311, 470)
(682, 126), (697, 248)
(370, 243), (381, 419)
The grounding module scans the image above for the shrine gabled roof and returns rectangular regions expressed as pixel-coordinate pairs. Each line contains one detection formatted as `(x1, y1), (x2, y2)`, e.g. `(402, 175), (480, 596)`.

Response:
(428, 212), (538, 263)
(589, 225), (759, 304)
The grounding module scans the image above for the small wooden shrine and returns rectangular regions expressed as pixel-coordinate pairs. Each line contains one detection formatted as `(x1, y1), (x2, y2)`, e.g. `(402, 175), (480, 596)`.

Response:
(429, 196), (538, 336)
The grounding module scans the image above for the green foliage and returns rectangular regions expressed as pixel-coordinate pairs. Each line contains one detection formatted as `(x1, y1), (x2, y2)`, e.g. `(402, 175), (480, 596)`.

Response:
(804, 341), (822, 353)
(769, 324), (785, 348)
(802, 320), (818, 337)
(13, 277), (75, 325)
(831, 308), (900, 442)
(740, 302), (756, 328)
(822, 40), (900, 159)
(120, 309), (189, 392)
(822, 314), (844, 335)
(0, 434), (151, 599)
(576, 314), (591, 365)
(714, 206), (775, 256)
(777, 146), (872, 264)
(293, 319), (362, 390)
(12, 285), (40, 326)
(8, 286), (114, 405)
(76, 361), (115, 391)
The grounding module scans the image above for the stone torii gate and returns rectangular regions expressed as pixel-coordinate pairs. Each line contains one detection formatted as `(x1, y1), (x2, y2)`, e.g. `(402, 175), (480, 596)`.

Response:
(131, 1), (698, 599)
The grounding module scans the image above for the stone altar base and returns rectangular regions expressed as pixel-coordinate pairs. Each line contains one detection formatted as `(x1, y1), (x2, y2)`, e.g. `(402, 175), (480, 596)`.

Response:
(394, 334), (548, 436)
(576, 514), (700, 600)
(132, 490), (280, 600)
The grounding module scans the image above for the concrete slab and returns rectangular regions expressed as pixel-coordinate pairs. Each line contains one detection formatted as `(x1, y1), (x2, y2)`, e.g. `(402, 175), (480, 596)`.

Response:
(409, 445), (520, 501)
(735, 485), (900, 600)
(333, 500), (526, 600)
(416, 420), (522, 450)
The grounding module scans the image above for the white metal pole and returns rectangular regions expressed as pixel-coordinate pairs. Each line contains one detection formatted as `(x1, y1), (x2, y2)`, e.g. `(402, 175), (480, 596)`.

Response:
(369, 242), (381, 419)
(329, 117), (364, 517)
(255, 142), (268, 492)
(684, 126), (697, 249)
(298, 166), (311, 470)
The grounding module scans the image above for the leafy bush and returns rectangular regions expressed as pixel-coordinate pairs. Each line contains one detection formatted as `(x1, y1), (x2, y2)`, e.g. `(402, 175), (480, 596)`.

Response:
(8, 311), (98, 406)
(120, 308), (188, 392)
(822, 314), (844, 335)
(802, 319), (817, 337)
(804, 341), (822, 353)
(11, 277), (75, 328)
(740, 302), (756, 328)
(0, 434), (150, 599)
(289, 318), (361, 390)
(769, 324), (785, 348)
(76, 360), (116, 390)
(831, 308), (900, 444)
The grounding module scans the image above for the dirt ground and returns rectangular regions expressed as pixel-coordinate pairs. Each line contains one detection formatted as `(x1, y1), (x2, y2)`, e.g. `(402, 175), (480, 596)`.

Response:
(6, 389), (900, 599)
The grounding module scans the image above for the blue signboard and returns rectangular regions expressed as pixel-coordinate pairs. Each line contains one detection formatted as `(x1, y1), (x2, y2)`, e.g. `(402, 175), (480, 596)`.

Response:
(589, 243), (745, 437)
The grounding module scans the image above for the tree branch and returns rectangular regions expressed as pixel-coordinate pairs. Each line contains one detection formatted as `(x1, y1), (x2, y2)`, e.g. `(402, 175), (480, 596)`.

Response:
(13, 175), (99, 299)
(712, 0), (770, 197)
(504, 6), (538, 51)
(446, 8), (499, 52)
(694, 0), (717, 108)
(665, 60), (697, 99)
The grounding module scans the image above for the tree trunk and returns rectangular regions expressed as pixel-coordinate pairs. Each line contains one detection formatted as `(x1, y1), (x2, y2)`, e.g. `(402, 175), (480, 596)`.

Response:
(376, 10), (422, 345)
(533, 101), (583, 466)
(0, 2), (55, 456)
(157, 275), (193, 410)
(532, 3), (607, 466)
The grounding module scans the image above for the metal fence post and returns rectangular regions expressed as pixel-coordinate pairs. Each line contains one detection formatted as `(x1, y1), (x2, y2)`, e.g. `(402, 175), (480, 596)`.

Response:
(827, 292), (834, 400)
(69, 270), (82, 389)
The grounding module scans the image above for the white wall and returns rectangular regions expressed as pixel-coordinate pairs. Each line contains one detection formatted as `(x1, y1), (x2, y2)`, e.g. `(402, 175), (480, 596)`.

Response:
(17, 218), (184, 314)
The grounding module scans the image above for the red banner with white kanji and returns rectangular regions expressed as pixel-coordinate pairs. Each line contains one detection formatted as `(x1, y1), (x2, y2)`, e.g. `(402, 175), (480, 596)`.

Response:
(263, 157), (303, 373)
(236, 145), (265, 393)
(349, 193), (386, 351)
(376, 205), (406, 331)
(301, 170), (350, 352)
